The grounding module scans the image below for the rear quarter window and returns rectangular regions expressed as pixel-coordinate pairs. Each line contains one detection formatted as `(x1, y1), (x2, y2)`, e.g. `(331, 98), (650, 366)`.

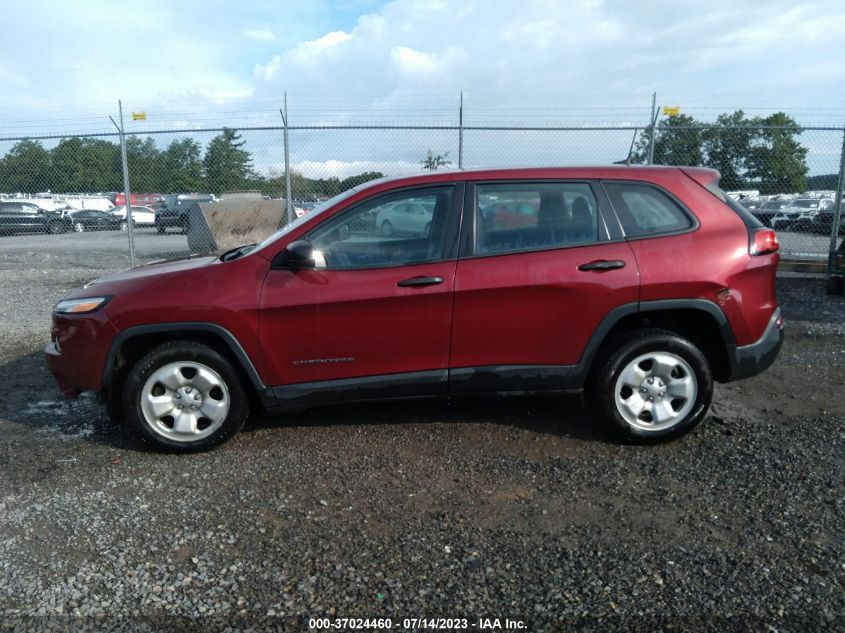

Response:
(603, 182), (693, 237)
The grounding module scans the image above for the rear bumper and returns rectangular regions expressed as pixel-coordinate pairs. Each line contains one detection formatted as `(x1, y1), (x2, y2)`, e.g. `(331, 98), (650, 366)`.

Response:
(726, 308), (784, 381)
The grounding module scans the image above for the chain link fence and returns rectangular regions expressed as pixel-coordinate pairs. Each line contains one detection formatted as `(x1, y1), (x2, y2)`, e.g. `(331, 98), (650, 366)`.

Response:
(0, 103), (843, 276)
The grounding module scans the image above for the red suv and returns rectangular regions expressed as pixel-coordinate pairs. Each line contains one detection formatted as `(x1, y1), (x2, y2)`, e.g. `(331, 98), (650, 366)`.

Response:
(45, 167), (783, 452)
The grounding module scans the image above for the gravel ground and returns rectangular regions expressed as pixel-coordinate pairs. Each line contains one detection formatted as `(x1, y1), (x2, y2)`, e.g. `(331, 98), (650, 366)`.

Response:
(0, 245), (843, 632)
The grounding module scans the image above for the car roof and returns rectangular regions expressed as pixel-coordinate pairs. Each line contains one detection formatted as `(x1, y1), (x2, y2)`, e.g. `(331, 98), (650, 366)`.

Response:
(353, 165), (718, 193)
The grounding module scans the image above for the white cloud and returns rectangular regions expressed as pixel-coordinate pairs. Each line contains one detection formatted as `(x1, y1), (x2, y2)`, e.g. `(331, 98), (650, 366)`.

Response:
(243, 28), (275, 41)
(291, 159), (422, 179)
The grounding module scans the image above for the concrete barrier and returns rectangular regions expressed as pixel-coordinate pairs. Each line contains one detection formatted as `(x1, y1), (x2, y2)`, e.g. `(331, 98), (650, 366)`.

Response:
(185, 200), (287, 254)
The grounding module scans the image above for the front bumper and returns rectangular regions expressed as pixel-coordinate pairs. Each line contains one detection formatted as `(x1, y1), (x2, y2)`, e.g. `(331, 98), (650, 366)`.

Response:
(727, 307), (784, 381)
(44, 311), (118, 397)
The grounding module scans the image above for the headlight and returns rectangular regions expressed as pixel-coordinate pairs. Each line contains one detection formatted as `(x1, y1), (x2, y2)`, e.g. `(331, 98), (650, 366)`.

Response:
(53, 297), (110, 314)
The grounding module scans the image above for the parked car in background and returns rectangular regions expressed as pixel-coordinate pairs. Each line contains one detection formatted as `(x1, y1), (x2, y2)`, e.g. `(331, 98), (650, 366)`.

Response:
(45, 166), (783, 452)
(67, 209), (126, 232)
(375, 197), (435, 236)
(114, 193), (161, 208)
(0, 200), (69, 235)
(156, 194), (215, 232)
(753, 198), (792, 227)
(110, 206), (157, 227)
(771, 198), (834, 231)
(811, 200), (845, 235)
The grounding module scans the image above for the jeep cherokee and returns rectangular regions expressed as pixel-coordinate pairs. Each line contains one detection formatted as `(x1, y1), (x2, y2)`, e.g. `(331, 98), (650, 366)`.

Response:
(45, 166), (783, 452)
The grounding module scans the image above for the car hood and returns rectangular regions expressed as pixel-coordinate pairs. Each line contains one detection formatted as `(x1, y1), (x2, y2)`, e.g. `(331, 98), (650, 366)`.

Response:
(85, 255), (218, 286)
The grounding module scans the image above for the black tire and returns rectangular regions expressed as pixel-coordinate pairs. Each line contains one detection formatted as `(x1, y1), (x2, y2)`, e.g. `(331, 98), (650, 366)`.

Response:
(588, 328), (713, 443)
(122, 341), (249, 452)
(156, 224), (166, 234)
(73, 222), (85, 233)
(119, 221), (128, 231)
(46, 221), (63, 235)
(826, 275), (844, 295)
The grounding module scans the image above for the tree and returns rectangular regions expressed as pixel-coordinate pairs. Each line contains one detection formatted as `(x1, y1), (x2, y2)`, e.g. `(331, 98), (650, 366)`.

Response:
(51, 137), (121, 192)
(340, 171), (384, 191)
(0, 139), (52, 193)
(123, 136), (161, 193)
(701, 110), (757, 190)
(203, 128), (255, 194)
(161, 138), (203, 192)
(421, 150), (451, 171)
(745, 113), (808, 194)
(632, 114), (704, 166)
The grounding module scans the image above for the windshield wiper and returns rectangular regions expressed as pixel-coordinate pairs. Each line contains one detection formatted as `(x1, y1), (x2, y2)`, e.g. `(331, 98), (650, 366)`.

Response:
(220, 244), (257, 262)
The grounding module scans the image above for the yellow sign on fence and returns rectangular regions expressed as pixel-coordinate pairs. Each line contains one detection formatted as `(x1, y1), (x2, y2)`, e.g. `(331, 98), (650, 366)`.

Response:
(662, 106), (681, 117)
(131, 112), (147, 121)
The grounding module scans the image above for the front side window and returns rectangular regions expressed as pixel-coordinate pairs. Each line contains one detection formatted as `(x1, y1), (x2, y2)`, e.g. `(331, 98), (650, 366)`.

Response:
(475, 182), (599, 255)
(604, 182), (693, 237)
(306, 187), (453, 269)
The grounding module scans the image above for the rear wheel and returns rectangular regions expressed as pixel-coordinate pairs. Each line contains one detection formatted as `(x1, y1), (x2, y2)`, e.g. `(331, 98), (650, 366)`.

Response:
(119, 221), (128, 231)
(73, 222), (85, 233)
(589, 329), (713, 443)
(122, 341), (249, 452)
(156, 224), (166, 234)
(46, 221), (64, 235)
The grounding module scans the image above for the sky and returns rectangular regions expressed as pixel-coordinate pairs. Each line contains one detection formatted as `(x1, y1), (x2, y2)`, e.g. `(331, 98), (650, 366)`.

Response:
(1, 0), (844, 176)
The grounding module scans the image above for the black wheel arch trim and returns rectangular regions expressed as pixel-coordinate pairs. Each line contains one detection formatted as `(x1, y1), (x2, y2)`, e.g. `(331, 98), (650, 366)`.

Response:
(102, 322), (276, 406)
(572, 298), (736, 387)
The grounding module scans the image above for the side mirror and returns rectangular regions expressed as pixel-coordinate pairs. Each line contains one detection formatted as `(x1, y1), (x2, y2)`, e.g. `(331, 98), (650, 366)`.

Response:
(275, 239), (315, 270)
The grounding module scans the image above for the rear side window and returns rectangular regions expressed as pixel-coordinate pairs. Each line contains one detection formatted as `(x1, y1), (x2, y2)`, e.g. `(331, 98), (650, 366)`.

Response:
(475, 182), (599, 255)
(604, 183), (693, 237)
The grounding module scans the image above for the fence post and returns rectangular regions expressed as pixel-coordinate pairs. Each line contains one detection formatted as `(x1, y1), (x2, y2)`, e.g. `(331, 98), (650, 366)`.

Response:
(280, 92), (295, 226)
(109, 100), (136, 267)
(458, 91), (464, 169)
(827, 127), (845, 277)
(646, 92), (657, 165)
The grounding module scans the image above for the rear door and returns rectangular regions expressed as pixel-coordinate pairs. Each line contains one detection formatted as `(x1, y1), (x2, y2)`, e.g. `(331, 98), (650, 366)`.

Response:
(450, 179), (639, 393)
(19, 204), (44, 231)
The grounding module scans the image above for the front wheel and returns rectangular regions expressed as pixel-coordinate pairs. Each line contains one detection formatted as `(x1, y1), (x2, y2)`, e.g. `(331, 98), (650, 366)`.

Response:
(119, 221), (128, 231)
(73, 222), (85, 233)
(589, 329), (713, 443)
(122, 341), (249, 452)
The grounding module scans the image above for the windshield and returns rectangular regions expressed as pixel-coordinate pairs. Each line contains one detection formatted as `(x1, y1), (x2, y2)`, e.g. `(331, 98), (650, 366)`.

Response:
(254, 187), (362, 251)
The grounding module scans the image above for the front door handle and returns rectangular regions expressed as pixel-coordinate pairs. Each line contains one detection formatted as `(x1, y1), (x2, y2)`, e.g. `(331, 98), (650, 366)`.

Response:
(578, 259), (626, 272)
(397, 276), (444, 287)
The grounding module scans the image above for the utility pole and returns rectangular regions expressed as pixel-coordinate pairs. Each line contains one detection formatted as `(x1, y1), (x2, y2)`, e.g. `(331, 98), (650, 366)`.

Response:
(646, 92), (657, 165)
(458, 91), (464, 169)
(109, 100), (136, 267)
(280, 92), (294, 226)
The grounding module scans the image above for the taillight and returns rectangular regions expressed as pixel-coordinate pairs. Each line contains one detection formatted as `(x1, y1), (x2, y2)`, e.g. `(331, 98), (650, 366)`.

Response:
(749, 228), (779, 256)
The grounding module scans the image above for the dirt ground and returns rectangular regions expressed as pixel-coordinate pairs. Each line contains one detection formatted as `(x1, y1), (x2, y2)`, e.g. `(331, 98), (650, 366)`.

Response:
(0, 270), (842, 631)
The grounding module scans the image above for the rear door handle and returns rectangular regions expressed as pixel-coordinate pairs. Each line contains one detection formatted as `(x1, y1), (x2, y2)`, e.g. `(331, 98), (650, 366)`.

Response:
(397, 276), (444, 287)
(578, 259), (626, 272)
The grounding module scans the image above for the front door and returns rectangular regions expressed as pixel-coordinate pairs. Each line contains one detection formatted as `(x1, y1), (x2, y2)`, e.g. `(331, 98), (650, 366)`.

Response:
(450, 180), (639, 392)
(259, 184), (463, 402)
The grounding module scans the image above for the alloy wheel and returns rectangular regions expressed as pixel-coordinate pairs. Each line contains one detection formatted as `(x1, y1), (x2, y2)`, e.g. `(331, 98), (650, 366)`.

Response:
(139, 361), (230, 442)
(614, 352), (697, 432)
